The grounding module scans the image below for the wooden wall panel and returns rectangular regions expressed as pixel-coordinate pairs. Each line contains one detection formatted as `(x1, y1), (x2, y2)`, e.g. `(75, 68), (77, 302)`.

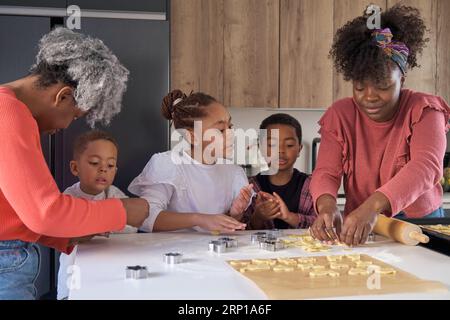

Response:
(170, 0), (449, 109)
(223, 0), (279, 108)
(387, 0), (438, 94)
(437, 0), (450, 103)
(170, 0), (224, 101)
(280, 0), (334, 108)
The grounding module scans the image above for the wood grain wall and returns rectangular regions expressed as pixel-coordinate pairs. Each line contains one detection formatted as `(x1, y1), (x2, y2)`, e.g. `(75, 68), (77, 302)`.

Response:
(171, 0), (450, 108)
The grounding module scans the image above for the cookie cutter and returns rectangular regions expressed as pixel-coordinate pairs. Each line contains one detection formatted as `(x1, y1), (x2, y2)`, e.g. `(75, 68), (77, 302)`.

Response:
(251, 232), (269, 244)
(259, 239), (285, 252)
(125, 265), (148, 279)
(209, 240), (227, 254)
(267, 228), (283, 238)
(218, 237), (238, 248)
(163, 252), (183, 265)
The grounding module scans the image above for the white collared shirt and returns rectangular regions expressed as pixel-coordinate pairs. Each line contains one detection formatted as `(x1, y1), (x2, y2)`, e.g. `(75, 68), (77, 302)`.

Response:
(128, 150), (249, 232)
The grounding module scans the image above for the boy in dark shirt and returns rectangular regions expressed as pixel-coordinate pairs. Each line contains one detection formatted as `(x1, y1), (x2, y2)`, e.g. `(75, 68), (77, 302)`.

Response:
(245, 113), (316, 230)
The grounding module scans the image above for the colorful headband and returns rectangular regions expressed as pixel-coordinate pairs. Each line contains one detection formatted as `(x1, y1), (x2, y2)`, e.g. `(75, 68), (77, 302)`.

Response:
(372, 28), (409, 74)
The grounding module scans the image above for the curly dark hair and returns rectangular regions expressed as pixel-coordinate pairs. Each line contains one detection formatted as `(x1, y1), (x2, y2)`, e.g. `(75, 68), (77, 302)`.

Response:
(260, 113), (302, 143)
(330, 4), (428, 84)
(73, 130), (118, 160)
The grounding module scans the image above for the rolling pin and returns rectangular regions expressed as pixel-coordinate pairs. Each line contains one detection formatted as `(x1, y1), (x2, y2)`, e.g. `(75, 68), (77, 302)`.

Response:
(373, 214), (429, 246)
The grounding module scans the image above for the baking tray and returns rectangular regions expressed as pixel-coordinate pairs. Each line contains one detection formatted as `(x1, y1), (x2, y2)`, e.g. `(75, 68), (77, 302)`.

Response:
(403, 218), (450, 257)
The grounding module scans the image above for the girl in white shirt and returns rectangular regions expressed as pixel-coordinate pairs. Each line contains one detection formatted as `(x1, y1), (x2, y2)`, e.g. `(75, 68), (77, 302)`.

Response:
(129, 90), (253, 233)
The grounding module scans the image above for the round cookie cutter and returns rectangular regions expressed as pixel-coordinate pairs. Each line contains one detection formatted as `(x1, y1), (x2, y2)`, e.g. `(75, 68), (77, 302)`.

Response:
(209, 240), (227, 254)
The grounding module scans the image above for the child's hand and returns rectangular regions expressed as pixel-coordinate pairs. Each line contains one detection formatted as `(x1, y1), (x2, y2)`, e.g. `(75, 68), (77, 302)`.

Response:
(229, 184), (254, 217)
(254, 192), (280, 221)
(197, 214), (246, 233)
(258, 191), (276, 202)
(272, 192), (290, 221)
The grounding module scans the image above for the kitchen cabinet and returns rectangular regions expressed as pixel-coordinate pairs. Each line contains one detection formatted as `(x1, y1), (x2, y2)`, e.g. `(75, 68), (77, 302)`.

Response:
(171, 0), (450, 108)
(58, 18), (169, 194)
(170, 0), (224, 102)
(223, 0), (279, 108)
(280, 0), (333, 108)
(72, 0), (167, 13)
(170, 0), (279, 108)
(0, 0), (167, 13)
(0, 1), (66, 8)
(437, 0), (450, 103)
(388, 0), (437, 95)
(0, 6), (169, 300)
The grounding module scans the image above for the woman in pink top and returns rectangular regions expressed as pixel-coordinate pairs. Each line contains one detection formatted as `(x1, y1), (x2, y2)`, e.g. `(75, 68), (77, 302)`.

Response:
(0, 28), (149, 299)
(310, 5), (450, 246)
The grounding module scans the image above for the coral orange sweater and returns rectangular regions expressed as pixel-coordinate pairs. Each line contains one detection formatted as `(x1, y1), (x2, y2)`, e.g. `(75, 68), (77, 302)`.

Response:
(0, 87), (126, 253)
(311, 89), (450, 218)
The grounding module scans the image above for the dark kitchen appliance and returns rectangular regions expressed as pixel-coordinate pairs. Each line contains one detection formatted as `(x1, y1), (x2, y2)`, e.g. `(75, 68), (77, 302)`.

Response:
(0, 0), (169, 299)
(403, 218), (450, 257)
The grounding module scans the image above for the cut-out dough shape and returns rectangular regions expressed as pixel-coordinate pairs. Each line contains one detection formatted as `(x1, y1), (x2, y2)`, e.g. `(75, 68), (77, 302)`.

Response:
(251, 259), (276, 266)
(304, 247), (331, 252)
(246, 264), (271, 272)
(327, 271), (340, 277)
(329, 263), (350, 270)
(309, 270), (330, 277)
(326, 255), (344, 262)
(312, 265), (326, 270)
(297, 257), (316, 264)
(297, 263), (315, 270)
(373, 267), (397, 275)
(355, 260), (373, 268)
(272, 265), (295, 272)
(348, 267), (369, 276)
(229, 261), (250, 267)
(277, 258), (297, 266)
(345, 254), (361, 261)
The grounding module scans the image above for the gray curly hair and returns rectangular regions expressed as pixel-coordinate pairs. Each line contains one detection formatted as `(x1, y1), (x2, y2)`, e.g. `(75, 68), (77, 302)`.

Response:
(30, 27), (129, 127)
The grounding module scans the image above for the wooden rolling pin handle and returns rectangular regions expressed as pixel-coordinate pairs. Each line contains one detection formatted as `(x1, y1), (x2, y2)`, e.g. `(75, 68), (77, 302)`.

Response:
(409, 231), (429, 244)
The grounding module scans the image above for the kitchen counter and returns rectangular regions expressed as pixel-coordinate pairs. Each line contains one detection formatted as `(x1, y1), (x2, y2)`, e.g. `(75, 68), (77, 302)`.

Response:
(69, 230), (450, 300)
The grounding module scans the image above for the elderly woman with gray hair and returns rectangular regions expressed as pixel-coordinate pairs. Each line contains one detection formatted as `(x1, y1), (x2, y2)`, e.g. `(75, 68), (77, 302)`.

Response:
(0, 27), (149, 300)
